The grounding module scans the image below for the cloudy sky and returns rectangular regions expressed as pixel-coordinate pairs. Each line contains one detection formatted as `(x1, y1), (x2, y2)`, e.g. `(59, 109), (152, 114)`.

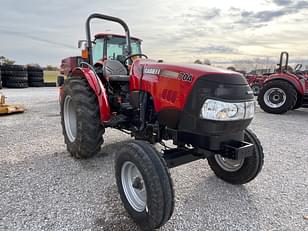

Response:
(1, 0), (308, 68)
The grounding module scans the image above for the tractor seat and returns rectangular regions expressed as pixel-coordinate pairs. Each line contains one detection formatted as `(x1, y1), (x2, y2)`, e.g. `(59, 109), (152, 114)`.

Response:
(103, 60), (129, 81)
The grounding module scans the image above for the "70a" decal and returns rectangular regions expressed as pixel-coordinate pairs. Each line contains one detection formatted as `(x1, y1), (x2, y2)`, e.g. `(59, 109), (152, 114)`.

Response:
(178, 72), (192, 83)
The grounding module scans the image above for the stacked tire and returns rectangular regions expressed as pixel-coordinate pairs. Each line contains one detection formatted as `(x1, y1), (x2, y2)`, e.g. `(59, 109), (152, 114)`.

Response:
(0, 64), (28, 88)
(0, 67), (2, 89)
(27, 66), (44, 87)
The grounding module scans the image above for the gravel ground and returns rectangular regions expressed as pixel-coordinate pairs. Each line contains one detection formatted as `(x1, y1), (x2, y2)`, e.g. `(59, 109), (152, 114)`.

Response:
(0, 87), (307, 231)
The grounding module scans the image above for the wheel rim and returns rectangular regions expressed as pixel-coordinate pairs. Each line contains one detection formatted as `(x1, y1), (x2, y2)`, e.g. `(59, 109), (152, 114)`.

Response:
(63, 95), (77, 142)
(263, 88), (287, 108)
(214, 155), (244, 172)
(121, 161), (147, 212)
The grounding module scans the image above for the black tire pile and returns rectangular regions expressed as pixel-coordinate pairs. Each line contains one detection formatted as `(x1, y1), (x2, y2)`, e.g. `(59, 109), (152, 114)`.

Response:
(0, 64), (29, 88)
(0, 68), (2, 89)
(27, 66), (44, 87)
(0, 65), (45, 88)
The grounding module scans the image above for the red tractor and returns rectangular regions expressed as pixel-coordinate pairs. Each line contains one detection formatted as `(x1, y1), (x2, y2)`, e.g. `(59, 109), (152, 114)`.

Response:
(258, 52), (308, 114)
(58, 13), (264, 230)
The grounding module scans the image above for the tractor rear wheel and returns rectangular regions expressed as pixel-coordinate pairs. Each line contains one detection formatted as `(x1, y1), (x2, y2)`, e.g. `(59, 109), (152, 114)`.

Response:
(207, 129), (264, 185)
(258, 80), (297, 114)
(115, 141), (174, 230)
(60, 76), (105, 158)
(292, 96), (302, 110)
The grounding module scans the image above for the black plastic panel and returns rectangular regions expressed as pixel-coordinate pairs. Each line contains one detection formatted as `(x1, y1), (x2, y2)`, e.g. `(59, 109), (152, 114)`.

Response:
(178, 74), (254, 140)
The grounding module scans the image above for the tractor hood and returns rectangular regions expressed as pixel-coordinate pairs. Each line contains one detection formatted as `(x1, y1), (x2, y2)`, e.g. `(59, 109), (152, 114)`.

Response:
(130, 59), (254, 144)
(134, 60), (248, 85)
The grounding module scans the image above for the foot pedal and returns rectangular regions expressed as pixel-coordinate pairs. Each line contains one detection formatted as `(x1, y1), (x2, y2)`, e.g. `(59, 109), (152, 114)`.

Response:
(120, 102), (133, 110)
(106, 114), (128, 127)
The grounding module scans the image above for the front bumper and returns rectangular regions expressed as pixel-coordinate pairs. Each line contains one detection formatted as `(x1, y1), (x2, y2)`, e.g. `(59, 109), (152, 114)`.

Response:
(168, 127), (251, 151)
(166, 128), (254, 161)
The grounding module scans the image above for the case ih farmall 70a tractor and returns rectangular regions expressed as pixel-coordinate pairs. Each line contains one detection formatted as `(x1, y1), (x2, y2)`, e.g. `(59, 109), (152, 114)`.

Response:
(258, 52), (308, 114)
(58, 14), (264, 230)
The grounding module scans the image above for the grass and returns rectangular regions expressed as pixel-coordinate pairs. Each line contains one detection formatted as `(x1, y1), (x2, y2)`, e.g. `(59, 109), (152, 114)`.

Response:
(44, 71), (59, 83)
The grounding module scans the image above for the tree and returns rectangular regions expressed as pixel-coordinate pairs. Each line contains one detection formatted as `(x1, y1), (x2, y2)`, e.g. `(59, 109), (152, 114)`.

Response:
(0, 56), (15, 65)
(227, 66), (236, 71)
(203, 59), (211, 65)
(27, 63), (40, 68)
(194, 59), (211, 65)
(45, 65), (59, 71)
(194, 59), (202, 64)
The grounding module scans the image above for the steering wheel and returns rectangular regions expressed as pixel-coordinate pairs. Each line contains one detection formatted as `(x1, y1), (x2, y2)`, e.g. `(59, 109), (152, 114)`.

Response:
(294, 64), (302, 72)
(293, 64), (305, 77)
(123, 54), (148, 64)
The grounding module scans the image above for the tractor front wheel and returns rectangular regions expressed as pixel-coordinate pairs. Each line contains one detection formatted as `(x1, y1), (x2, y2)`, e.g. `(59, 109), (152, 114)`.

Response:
(115, 141), (174, 230)
(60, 76), (105, 158)
(257, 80), (297, 114)
(207, 129), (264, 185)
(251, 83), (261, 96)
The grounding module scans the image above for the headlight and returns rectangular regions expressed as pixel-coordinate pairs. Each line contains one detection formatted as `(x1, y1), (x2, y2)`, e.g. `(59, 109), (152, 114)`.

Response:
(200, 99), (255, 121)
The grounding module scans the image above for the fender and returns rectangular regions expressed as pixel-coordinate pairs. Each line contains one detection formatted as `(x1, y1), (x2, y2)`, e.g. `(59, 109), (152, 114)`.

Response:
(70, 67), (111, 122)
(264, 73), (305, 95)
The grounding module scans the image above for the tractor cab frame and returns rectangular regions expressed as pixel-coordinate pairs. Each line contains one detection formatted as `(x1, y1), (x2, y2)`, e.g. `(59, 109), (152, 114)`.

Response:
(91, 34), (142, 64)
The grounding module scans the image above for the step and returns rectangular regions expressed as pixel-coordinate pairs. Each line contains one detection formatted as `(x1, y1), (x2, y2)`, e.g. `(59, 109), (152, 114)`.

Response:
(302, 94), (308, 107)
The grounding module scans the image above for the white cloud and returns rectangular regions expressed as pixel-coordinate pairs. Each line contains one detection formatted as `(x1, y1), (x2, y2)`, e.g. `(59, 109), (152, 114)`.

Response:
(0, 0), (307, 67)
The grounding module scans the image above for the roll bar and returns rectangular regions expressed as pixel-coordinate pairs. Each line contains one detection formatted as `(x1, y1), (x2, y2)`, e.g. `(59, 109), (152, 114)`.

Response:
(279, 51), (289, 72)
(85, 13), (132, 64)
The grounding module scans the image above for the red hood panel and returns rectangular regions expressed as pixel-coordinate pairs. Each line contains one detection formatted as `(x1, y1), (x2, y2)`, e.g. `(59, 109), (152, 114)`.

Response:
(130, 59), (247, 113)
(134, 59), (240, 78)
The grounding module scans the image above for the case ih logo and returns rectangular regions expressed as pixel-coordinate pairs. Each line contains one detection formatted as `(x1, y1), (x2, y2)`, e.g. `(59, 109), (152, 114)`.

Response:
(144, 68), (160, 75)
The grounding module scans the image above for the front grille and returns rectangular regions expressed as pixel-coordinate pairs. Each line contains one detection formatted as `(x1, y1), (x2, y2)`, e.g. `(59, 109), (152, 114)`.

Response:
(184, 76), (253, 117)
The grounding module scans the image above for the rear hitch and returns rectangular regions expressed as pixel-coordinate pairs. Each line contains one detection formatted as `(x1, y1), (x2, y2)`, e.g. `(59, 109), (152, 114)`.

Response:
(220, 140), (254, 160)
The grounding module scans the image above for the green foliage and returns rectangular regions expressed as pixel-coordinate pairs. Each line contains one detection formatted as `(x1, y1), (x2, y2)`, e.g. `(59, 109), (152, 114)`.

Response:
(45, 65), (59, 71)
(194, 59), (211, 65)
(203, 59), (211, 65)
(194, 59), (202, 64)
(0, 56), (15, 65)
(227, 66), (236, 71)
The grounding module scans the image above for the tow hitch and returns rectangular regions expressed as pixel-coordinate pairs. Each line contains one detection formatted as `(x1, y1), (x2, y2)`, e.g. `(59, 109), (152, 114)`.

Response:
(163, 140), (254, 168)
(221, 140), (254, 160)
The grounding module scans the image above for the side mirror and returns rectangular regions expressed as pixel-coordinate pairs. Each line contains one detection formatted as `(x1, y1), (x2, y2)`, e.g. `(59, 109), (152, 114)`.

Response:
(78, 40), (96, 48)
(78, 40), (87, 48)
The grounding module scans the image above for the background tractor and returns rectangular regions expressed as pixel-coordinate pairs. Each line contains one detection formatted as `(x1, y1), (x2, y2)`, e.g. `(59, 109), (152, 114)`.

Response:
(58, 13), (264, 230)
(258, 52), (308, 114)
